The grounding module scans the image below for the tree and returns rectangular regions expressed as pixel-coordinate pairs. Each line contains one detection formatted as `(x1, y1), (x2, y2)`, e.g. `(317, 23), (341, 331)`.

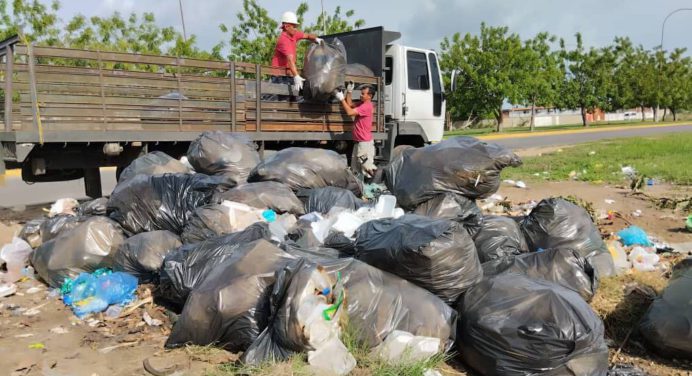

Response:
(519, 32), (562, 131)
(661, 48), (691, 121)
(0, 0), (61, 44)
(557, 33), (615, 127)
(439, 23), (525, 131)
(612, 38), (659, 121)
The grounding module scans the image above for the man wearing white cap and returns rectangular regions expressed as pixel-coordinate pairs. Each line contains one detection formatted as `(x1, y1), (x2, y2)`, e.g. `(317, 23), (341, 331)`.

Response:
(271, 11), (322, 93)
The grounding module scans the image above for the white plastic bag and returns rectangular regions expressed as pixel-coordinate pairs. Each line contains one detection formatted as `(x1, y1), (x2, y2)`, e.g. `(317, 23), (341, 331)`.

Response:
(0, 237), (33, 282)
(371, 330), (441, 365)
(629, 246), (659, 272)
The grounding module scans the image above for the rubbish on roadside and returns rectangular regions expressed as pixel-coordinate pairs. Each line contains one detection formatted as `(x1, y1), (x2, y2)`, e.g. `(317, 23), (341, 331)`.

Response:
(180, 156), (194, 170)
(187, 131), (260, 183)
(248, 147), (363, 196)
(0, 283), (17, 297)
(605, 199), (615, 204)
(28, 343), (45, 350)
(181, 201), (269, 244)
(166, 239), (295, 351)
(618, 226), (652, 247)
(607, 240), (631, 274)
(632, 209), (642, 217)
(687, 215), (692, 232)
(628, 247), (659, 272)
(414, 192), (483, 236)
(32, 217), (125, 288)
(78, 198), (109, 217)
(26, 286), (41, 294)
(639, 260), (692, 359)
(61, 270), (138, 317)
(40, 215), (86, 243)
(113, 231), (182, 283)
(621, 166), (637, 178)
(354, 214), (482, 304)
(608, 363), (648, 376)
(159, 223), (270, 307)
(303, 38), (347, 102)
(588, 150), (596, 156)
(48, 198), (79, 217)
(472, 215), (528, 263)
(458, 273), (608, 375)
(118, 151), (192, 183)
(14, 333), (33, 338)
(515, 180), (526, 188)
(22, 302), (48, 316)
(19, 219), (45, 248)
(268, 213), (297, 242)
(304, 187), (365, 214)
(143, 311), (162, 326)
(384, 137), (522, 208)
(331, 211), (364, 238)
(213, 181), (305, 215)
(105, 305), (123, 318)
(482, 248), (598, 301)
(521, 198), (615, 277)
(371, 330), (441, 365)
(0, 237), (33, 282)
(50, 326), (69, 334)
(108, 173), (234, 235)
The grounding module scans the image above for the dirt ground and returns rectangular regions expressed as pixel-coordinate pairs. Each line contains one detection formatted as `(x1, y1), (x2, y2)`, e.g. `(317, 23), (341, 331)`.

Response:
(0, 180), (690, 376)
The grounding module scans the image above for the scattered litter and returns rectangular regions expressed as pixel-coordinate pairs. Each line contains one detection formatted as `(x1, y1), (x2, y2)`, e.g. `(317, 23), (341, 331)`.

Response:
(628, 247), (659, 272)
(86, 318), (101, 327)
(621, 166), (637, 178)
(0, 283), (17, 297)
(515, 180), (527, 189)
(14, 333), (34, 338)
(105, 305), (123, 318)
(686, 214), (692, 232)
(62, 270), (138, 317)
(26, 287), (42, 294)
(28, 343), (45, 350)
(23, 302), (49, 316)
(631, 209), (642, 217)
(371, 330), (441, 365)
(0, 237), (33, 283)
(50, 326), (69, 334)
(607, 240), (631, 274)
(588, 151), (596, 156)
(98, 341), (138, 354)
(618, 226), (652, 246)
(604, 199), (615, 204)
(143, 311), (162, 326)
(48, 198), (79, 217)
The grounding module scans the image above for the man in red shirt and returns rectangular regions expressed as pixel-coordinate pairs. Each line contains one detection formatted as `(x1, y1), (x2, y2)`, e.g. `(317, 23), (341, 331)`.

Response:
(271, 11), (321, 93)
(335, 83), (376, 178)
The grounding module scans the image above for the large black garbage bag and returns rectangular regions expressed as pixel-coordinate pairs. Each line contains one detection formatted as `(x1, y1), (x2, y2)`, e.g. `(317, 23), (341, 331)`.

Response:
(303, 38), (347, 102)
(77, 198), (109, 217)
(384, 137), (522, 208)
(472, 215), (528, 263)
(40, 215), (86, 243)
(180, 204), (235, 244)
(31, 217), (126, 287)
(482, 248), (598, 301)
(186, 131), (260, 183)
(158, 223), (270, 307)
(639, 260), (692, 359)
(458, 273), (608, 376)
(344, 63), (374, 77)
(213, 182), (304, 215)
(248, 148), (362, 196)
(19, 218), (46, 248)
(521, 198), (615, 277)
(414, 192), (483, 236)
(354, 214), (482, 304)
(118, 151), (191, 183)
(108, 173), (234, 235)
(112, 231), (182, 284)
(304, 187), (365, 214)
(166, 239), (296, 351)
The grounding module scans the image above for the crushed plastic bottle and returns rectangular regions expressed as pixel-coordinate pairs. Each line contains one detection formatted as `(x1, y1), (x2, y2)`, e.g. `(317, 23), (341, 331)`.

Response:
(607, 240), (631, 274)
(628, 247), (659, 272)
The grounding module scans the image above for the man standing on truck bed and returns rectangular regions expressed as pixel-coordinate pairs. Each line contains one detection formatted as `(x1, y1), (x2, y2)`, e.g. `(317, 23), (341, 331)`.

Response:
(336, 83), (376, 178)
(271, 11), (322, 93)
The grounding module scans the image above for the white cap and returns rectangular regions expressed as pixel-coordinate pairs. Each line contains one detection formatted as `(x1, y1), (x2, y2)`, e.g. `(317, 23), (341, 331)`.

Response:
(281, 11), (298, 25)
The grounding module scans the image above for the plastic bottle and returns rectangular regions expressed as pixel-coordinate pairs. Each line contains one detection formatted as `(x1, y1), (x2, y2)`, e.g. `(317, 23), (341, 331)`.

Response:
(607, 240), (631, 274)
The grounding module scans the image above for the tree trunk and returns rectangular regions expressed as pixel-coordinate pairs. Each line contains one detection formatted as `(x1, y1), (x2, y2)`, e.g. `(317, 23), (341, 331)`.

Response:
(662, 108), (667, 122)
(495, 107), (503, 132)
(672, 108), (677, 121)
(446, 111), (452, 132)
(640, 106), (645, 122)
(530, 101), (536, 132)
(652, 107), (658, 123)
(581, 107), (588, 127)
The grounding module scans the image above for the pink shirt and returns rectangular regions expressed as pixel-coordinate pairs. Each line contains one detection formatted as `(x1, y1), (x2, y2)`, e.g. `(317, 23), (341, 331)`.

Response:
(271, 30), (306, 68)
(352, 101), (374, 142)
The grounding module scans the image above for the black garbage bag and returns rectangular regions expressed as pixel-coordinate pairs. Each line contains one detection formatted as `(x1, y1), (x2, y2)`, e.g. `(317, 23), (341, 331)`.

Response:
(482, 248), (598, 301)
(639, 260), (692, 359)
(166, 239), (296, 351)
(344, 63), (374, 77)
(458, 273), (608, 376)
(248, 147), (362, 196)
(77, 198), (109, 216)
(472, 215), (528, 263)
(213, 182), (304, 215)
(414, 192), (483, 236)
(112, 231), (182, 283)
(521, 198), (615, 277)
(354, 214), (482, 304)
(304, 187), (365, 214)
(303, 38), (347, 102)
(19, 218), (46, 248)
(31, 217), (126, 287)
(384, 137), (522, 208)
(181, 204), (235, 244)
(186, 131), (260, 183)
(118, 151), (191, 183)
(158, 223), (270, 307)
(108, 173), (234, 235)
(40, 215), (87, 243)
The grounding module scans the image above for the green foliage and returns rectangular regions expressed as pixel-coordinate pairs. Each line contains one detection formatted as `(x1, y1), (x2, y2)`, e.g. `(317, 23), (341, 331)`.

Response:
(519, 32), (562, 130)
(0, 0), (61, 43)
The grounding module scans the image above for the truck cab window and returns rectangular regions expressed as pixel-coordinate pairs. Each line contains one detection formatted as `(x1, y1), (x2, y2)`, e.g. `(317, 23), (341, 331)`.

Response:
(406, 51), (429, 90)
(428, 53), (442, 116)
(385, 56), (393, 85)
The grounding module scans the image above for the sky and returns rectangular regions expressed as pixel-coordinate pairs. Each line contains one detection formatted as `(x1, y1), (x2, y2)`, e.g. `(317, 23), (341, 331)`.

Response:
(53, 0), (692, 55)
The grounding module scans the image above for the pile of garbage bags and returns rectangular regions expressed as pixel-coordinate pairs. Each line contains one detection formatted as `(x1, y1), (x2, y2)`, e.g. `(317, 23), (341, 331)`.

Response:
(118, 151), (192, 183)
(302, 38), (347, 102)
(11, 135), (629, 374)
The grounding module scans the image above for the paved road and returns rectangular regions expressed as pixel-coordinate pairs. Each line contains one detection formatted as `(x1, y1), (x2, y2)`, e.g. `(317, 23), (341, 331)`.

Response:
(482, 123), (692, 150)
(1, 123), (690, 208)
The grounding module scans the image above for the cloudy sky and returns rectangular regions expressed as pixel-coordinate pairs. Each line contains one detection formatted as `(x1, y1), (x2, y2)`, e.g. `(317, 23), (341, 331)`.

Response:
(55, 0), (692, 54)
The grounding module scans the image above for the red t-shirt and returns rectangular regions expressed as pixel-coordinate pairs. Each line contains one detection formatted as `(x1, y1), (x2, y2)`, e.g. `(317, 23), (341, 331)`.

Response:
(352, 101), (374, 142)
(271, 30), (306, 68)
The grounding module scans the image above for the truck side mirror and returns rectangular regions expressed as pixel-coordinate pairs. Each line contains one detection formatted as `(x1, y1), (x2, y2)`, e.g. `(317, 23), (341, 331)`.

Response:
(450, 69), (460, 92)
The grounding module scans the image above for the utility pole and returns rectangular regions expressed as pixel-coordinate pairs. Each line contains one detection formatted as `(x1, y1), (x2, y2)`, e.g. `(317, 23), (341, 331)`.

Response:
(657, 8), (691, 122)
(178, 0), (188, 42)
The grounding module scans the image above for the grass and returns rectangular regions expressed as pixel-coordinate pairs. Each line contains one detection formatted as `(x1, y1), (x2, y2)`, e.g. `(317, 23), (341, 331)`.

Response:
(501, 133), (692, 185)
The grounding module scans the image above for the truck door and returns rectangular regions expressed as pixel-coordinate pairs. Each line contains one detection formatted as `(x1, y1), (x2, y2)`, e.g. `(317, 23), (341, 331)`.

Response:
(403, 49), (444, 142)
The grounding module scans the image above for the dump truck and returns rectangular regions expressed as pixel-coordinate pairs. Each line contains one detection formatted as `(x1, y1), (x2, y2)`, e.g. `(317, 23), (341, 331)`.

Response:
(0, 27), (446, 197)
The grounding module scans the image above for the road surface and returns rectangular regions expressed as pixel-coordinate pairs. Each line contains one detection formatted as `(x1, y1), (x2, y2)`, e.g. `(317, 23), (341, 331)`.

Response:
(1, 123), (690, 207)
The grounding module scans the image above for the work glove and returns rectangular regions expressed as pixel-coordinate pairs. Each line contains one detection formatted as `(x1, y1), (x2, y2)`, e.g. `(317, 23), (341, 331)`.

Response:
(346, 81), (355, 93)
(315, 37), (324, 45)
(334, 91), (345, 101)
(292, 75), (305, 92)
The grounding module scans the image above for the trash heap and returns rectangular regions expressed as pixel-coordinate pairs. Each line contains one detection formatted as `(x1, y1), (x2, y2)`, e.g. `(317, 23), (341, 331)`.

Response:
(10, 133), (691, 374)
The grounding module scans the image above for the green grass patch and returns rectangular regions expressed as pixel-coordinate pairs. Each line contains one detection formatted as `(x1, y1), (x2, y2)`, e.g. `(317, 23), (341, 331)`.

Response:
(502, 133), (692, 185)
